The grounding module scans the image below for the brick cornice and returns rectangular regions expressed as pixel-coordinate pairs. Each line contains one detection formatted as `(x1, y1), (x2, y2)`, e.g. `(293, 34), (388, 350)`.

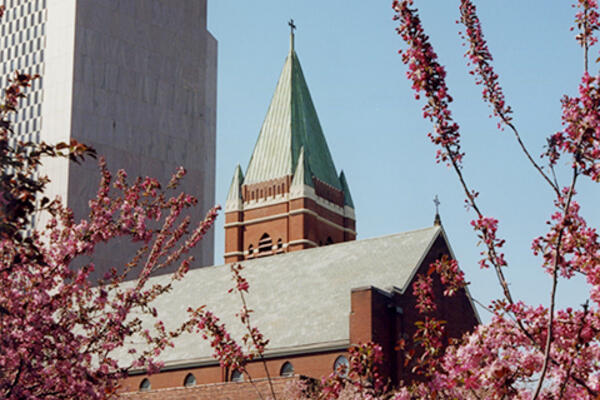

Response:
(127, 340), (349, 374)
(224, 208), (356, 236)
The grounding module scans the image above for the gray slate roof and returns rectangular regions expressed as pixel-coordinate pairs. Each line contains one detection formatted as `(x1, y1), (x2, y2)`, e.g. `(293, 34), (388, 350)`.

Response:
(123, 226), (442, 368)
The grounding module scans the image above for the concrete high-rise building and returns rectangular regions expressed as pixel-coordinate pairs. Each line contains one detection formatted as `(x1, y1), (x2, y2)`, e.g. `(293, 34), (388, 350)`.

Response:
(0, 0), (217, 277)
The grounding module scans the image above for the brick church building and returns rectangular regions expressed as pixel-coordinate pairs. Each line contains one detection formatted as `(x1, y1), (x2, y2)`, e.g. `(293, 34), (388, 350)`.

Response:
(119, 29), (478, 399)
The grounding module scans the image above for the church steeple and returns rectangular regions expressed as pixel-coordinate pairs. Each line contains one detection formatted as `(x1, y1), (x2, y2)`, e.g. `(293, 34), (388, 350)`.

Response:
(224, 27), (356, 263)
(244, 28), (341, 191)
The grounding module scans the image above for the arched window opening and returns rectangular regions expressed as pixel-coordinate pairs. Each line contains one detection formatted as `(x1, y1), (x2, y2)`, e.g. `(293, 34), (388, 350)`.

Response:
(325, 237), (333, 245)
(277, 185), (281, 195)
(280, 361), (294, 377)
(258, 233), (272, 253)
(268, 187), (272, 197)
(277, 238), (283, 250)
(231, 369), (244, 382)
(139, 378), (151, 392)
(248, 244), (254, 258)
(183, 373), (196, 387)
(333, 355), (349, 377)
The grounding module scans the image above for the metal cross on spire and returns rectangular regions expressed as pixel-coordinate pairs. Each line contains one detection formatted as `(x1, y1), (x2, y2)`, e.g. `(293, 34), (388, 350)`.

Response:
(433, 195), (442, 226)
(288, 19), (296, 52)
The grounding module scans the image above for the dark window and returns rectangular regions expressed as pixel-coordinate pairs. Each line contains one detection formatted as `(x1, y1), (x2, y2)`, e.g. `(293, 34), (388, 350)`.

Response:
(280, 361), (294, 377)
(326, 237), (333, 245)
(258, 233), (272, 253)
(248, 244), (254, 258)
(277, 238), (283, 249)
(333, 355), (349, 377)
(139, 378), (151, 392)
(183, 373), (196, 387)
(231, 369), (244, 382)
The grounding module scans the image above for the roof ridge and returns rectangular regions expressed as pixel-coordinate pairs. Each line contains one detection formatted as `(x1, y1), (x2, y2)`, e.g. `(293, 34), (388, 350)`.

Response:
(217, 225), (441, 269)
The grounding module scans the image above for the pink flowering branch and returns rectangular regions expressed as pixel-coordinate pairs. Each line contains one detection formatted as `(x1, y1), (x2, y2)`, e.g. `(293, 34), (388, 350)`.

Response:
(532, 2), (600, 396)
(229, 264), (276, 400)
(393, 0), (515, 311)
(395, 1), (600, 398)
(318, 342), (388, 400)
(407, 256), (469, 379)
(458, 0), (560, 195)
(0, 20), (222, 394)
(573, 0), (600, 71)
(183, 264), (275, 400)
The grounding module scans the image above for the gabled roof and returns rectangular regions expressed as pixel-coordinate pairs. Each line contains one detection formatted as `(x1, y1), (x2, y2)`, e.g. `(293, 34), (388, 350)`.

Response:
(244, 43), (341, 190)
(118, 226), (445, 369)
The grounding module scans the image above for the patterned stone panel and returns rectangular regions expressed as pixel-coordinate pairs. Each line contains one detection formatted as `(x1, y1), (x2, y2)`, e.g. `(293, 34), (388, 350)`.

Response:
(0, 0), (46, 147)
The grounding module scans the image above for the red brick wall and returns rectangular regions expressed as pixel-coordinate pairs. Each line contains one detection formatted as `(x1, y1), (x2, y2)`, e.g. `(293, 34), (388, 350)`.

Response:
(392, 235), (478, 384)
(348, 235), (479, 386)
(121, 350), (347, 394)
(125, 232), (478, 397)
(224, 184), (356, 262)
(121, 376), (297, 400)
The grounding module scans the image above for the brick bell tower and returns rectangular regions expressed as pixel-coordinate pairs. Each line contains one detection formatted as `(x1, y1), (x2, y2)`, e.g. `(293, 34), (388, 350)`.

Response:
(224, 24), (356, 263)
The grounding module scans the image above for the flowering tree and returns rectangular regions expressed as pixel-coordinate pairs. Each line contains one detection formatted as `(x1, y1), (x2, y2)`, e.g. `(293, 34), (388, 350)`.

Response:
(190, 1), (600, 399)
(0, 5), (220, 399)
(388, 0), (600, 399)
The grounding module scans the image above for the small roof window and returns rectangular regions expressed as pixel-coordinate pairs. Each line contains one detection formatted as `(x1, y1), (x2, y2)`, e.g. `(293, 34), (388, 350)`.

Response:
(258, 233), (272, 253)
(280, 361), (294, 377)
(139, 378), (151, 392)
(231, 369), (244, 382)
(183, 373), (196, 387)
(333, 355), (349, 377)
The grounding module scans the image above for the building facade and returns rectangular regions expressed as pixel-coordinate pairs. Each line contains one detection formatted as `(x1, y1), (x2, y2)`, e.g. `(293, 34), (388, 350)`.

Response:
(117, 31), (479, 399)
(120, 226), (479, 399)
(224, 30), (356, 264)
(0, 0), (217, 277)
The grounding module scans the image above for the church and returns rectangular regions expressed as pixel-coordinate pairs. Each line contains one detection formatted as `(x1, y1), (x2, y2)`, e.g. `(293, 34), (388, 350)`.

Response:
(120, 27), (479, 399)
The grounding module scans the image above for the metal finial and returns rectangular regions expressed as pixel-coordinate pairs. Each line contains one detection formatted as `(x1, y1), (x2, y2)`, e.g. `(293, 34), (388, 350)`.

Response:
(288, 19), (296, 52)
(433, 195), (441, 226)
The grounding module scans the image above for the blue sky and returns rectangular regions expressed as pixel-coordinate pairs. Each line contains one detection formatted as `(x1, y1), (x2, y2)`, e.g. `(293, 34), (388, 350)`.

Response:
(207, 1), (599, 319)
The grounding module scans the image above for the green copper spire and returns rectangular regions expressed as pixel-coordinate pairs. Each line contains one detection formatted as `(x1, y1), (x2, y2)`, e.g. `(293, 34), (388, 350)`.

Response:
(225, 164), (244, 211)
(339, 170), (354, 208)
(244, 28), (341, 190)
(291, 146), (313, 188)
